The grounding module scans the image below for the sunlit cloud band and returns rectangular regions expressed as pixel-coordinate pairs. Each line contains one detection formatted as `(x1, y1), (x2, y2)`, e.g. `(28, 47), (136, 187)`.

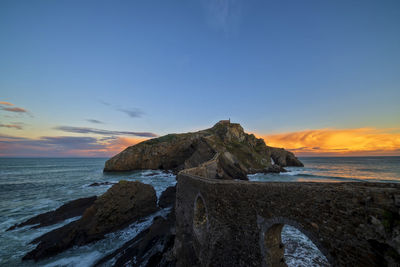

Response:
(259, 128), (400, 156)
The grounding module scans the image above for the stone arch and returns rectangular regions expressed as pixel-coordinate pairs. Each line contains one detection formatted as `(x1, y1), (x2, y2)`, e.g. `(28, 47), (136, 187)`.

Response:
(257, 216), (333, 267)
(193, 193), (209, 244)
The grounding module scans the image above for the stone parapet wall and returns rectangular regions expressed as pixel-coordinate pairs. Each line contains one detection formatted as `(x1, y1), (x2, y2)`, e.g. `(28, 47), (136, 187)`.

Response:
(174, 173), (400, 266)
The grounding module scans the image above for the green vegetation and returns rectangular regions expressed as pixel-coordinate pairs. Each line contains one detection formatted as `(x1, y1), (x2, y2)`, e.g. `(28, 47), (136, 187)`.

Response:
(144, 134), (179, 145)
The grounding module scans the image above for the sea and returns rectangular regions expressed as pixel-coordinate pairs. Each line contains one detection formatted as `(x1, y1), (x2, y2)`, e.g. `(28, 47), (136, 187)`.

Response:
(0, 157), (399, 267)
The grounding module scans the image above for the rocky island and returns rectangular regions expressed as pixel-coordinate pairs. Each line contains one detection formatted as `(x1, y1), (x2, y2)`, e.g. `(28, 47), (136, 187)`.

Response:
(104, 120), (303, 179)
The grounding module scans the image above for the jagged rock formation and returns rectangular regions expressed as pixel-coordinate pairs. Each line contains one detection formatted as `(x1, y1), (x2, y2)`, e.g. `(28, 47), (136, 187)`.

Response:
(94, 211), (176, 267)
(93, 186), (177, 267)
(7, 196), (96, 231)
(104, 121), (303, 179)
(23, 181), (158, 261)
(158, 186), (176, 208)
(269, 147), (304, 167)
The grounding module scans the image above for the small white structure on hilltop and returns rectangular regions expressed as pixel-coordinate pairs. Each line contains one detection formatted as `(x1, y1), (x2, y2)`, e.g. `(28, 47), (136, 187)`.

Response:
(218, 119), (231, 124)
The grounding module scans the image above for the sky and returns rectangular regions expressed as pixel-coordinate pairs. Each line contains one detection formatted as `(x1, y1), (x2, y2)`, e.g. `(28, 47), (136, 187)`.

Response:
(1, 0), (399, 157)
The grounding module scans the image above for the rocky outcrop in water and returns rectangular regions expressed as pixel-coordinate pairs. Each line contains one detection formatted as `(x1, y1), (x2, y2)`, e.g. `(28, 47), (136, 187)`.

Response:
(94, 211), (176, 267)
(270, 147), (304, 167)
(7, 196), (97, 231)
(158, 186), (176, 208)
(104, 121), (303, 179)
(92, 186), (177, 266)
(23, 181), (158, 261)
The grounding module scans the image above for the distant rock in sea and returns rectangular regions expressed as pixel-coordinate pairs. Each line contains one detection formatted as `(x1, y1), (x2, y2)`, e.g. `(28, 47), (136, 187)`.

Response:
(6, 196), (97, 231)
(104, 120), (303, 179)
(88, 181), (116, 187)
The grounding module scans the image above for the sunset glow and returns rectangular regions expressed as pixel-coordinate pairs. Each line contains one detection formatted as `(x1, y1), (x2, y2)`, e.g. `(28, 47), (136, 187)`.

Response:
(260, 128), (400, 156)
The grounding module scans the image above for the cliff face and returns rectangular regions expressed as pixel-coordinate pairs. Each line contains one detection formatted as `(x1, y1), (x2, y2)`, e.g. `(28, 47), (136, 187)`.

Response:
(104, 121), (303, 179)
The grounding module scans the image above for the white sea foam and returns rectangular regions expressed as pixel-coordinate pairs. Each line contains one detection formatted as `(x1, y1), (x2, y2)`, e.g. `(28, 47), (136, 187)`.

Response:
(42, 251), (102, 267)
(282, 225), (329, 266)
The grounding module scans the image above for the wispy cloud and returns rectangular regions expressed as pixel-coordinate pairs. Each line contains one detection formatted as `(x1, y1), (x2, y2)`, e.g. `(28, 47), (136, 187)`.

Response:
(55, 126), (158, 138)
(117, 108), (144, 118)
(87, 119), (104, 124)
(201, 0), (242, 33)
(1, 107), (27, 113)
(99, 100), (144, 118)
(0, 124), (23, 130)
(0, 135), (143, 157)
(0, 101), (31, 116)
(259, 128), (400, 156)
(0, 101), (14, 106)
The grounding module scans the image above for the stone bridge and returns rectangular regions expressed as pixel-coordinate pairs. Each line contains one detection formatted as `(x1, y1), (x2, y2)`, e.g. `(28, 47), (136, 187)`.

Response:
(174, 173), (400, 266)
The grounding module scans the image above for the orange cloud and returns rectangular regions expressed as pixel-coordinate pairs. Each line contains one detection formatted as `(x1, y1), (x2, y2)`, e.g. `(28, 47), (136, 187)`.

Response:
(0, 101), (14, 106)
(258, 128), (400, 156)
(1, 107), (27, 113)
(101, 136), (145, 156)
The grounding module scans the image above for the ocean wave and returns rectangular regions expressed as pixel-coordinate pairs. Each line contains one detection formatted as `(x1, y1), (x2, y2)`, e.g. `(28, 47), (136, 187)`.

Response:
(282, 225), (329, 266)
(42, 251), (102, 267)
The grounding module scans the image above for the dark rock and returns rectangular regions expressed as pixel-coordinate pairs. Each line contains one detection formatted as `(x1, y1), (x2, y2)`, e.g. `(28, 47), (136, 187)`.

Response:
(159, 186), (176, 208)
(263, 164), (287, 173)
(269, 147), (304, 167)
(88, 182), (115, 187)
(94, 210), (176, 267)
(23, 181), (158, 261)
(144, 172), (160, 177)
(104, 121), (303, 178)
(182, 152), (248, 180)
(7, 196), (96, 231)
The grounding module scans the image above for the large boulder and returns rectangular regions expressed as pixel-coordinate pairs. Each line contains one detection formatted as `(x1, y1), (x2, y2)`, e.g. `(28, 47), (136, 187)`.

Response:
(159, 186), (176, 208)
(181, 152), (247, 180)
(23, 181), (158, 261)
(269, 147), (304, 167)
(104, 120), (303, 179)
(94, 211), (176, 267)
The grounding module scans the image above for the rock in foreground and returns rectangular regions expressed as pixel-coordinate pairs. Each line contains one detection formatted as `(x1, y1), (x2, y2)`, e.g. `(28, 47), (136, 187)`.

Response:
(7, 196), (96, 231)
(23, 181), (158, 261)
(104, 120), (303, 179)
(94, 211), (176, 267)
(158, 186), (176, 208)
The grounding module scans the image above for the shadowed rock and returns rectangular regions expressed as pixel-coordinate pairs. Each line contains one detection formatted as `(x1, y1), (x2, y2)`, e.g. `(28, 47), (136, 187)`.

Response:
(88, 181), (115, 187)
(270, 147), (304, 167)
(94, 210), (176, 267)
(23, 181), (158, 262)
(7, 196), (97, 231)
(159, 186), (176, 208)
(104, 120), (303, 179)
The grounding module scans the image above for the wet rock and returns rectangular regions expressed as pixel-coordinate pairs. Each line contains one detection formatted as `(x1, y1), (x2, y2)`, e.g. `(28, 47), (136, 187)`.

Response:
(144, 172), (160, 177)
(23, 181), (158, 261)
(263, 164), (287, 173)
(88, 181), (115, 187)
(270, 147), (304, 167)
(94, 210), (176, 267)
(159, 186), (176, 208)
(7, 196), (97, 231)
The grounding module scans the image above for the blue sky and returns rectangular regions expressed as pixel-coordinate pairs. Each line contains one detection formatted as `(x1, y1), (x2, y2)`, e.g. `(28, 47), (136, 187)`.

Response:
(1, 0), (399, 156)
